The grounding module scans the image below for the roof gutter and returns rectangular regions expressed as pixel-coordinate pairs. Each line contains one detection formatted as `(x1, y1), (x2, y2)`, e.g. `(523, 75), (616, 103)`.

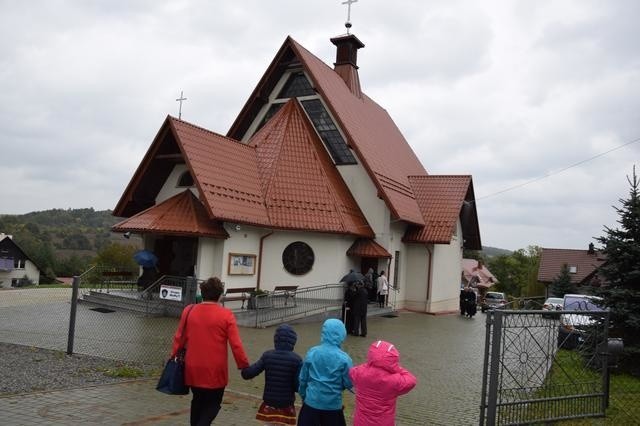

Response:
(256, 230), (274, 290)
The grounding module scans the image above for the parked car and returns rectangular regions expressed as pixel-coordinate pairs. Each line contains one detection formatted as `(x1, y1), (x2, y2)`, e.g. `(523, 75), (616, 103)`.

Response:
(481, 291), (508, 312)
(557, 294), (606, 349)
(542, 297), (563, 318)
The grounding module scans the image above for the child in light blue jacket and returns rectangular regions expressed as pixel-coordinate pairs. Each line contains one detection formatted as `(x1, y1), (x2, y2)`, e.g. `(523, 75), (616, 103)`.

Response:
(298, 318), (353, 426)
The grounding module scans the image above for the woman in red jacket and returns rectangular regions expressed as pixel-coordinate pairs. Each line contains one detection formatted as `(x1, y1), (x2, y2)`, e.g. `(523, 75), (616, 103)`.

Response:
(172, 277), (250, 425)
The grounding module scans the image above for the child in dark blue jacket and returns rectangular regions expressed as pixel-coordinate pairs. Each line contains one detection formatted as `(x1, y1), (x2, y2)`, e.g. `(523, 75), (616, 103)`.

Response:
(242, 324), (303, 425)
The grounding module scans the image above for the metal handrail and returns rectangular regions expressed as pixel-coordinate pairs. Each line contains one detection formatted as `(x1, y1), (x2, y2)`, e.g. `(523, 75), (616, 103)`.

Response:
(254, 283), (345, 327)
(77, 264), (139, 296)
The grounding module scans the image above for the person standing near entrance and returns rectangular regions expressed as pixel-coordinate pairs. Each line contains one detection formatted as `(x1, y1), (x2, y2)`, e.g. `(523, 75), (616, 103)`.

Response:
(376, 271), (389, 308)
(351, 281), (369, 337)
(364, 268), (376, 302)
(171, 277), (250, 425)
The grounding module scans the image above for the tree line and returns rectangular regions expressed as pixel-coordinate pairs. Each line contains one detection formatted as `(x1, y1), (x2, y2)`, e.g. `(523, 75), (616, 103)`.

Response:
(0, 208), (138, 282)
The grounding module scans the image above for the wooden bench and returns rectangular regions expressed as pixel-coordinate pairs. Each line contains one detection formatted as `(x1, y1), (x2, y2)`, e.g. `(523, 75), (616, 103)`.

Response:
(221, 287), (255, 309)
(274, 285), (299, 307)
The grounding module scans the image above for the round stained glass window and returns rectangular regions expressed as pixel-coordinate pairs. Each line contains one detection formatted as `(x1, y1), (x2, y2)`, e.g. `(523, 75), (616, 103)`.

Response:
(282, 241), (314, 275)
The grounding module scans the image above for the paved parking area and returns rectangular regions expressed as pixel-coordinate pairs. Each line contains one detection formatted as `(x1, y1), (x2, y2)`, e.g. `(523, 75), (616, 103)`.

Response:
(0, 310), (487, 425)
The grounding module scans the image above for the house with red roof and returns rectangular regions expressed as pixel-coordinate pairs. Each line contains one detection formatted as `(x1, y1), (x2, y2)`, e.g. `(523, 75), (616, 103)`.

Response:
(537, 243), (606, 296)
(112, 32), (481, 314)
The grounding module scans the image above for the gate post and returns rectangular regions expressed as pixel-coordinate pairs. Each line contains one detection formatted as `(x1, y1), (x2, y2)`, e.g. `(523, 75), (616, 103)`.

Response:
(485, 310), (504, 426)
(66, 275), (80, 355)
(479, 310), (493, 425)
(602, 312), (610, 410)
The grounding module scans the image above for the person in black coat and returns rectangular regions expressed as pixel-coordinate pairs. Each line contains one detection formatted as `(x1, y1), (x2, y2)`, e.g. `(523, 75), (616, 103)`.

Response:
(241, 324), (303, 424)
(351, 281), (369, 337)
(462, 287), (477, 318)
(343, 283), (357, 332)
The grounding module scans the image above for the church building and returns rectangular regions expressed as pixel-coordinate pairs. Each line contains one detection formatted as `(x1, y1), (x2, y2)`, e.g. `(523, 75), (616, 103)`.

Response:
(112, 31), (481, 314)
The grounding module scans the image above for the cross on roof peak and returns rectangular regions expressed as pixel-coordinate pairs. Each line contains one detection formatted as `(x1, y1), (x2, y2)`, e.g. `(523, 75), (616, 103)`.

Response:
(342, 0), (358, 34)
(176, 90), (187, 120)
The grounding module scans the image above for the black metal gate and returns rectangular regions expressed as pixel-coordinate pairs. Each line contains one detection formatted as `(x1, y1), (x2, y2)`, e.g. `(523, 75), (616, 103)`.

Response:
(479, 310), (611, 425)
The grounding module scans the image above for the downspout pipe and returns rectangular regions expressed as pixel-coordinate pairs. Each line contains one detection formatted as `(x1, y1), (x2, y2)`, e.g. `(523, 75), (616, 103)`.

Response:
(425, 245), (433, 312)
(256, 230), (274, 291)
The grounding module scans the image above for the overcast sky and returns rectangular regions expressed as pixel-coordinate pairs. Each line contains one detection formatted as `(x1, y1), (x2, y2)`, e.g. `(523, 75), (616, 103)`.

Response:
(1, 0), (638, 251)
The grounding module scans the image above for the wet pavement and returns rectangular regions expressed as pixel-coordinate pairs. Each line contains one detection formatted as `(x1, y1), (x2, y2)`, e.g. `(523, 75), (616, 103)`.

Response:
(0, 309), (487, 425)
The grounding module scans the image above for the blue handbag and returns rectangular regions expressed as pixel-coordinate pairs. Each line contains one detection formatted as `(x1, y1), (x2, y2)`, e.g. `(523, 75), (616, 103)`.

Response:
(156, 305), (194, 395)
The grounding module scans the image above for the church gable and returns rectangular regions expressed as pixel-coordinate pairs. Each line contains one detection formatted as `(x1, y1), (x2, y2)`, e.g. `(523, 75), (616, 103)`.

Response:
(114, 118), (189, 217)
(229, 36), (428, 226)
(249, 99), (373, 236)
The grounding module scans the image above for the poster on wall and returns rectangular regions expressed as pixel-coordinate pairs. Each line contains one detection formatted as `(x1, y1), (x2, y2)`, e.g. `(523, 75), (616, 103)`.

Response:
(159, 285), (182, 301)
(228, 253), (256, 275)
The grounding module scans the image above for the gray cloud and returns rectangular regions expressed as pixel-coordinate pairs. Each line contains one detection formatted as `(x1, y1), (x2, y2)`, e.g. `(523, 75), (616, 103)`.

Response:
(0, 0), (638, 251)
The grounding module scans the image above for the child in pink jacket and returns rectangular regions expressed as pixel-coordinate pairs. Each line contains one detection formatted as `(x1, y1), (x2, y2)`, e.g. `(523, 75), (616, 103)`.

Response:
(349, 340), (417, 426)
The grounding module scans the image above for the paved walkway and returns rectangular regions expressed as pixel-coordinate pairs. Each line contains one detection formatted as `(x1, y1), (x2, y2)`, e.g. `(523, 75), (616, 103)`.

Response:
(1, 310), (488, 425)
(0, 380), (262, 425)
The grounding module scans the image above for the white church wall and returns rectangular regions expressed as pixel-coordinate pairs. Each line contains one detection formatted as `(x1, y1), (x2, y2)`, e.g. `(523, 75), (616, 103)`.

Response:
(428, 220), (464, 313)
(218, 224), (263, 288)
(156, 164), (200, 204)
(384, 222), (407, 306)
(338, 164), (389, 236)
(196, 237), (224, 281)
(259, 231), (355, 291)
(403, 244), (430, 312)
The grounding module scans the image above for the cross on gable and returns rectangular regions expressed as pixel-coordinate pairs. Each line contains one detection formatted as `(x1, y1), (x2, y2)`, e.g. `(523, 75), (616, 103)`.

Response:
(342, 0), (358, 33)
(176, 90), (187, 119)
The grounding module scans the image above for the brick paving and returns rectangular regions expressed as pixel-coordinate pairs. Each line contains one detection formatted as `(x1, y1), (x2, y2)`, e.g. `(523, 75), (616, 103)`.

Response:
(0, 310), (489, 425)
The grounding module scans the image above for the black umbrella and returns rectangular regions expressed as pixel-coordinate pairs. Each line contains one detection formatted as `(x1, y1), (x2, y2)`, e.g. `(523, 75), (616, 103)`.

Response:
(340, 270), (364, 284)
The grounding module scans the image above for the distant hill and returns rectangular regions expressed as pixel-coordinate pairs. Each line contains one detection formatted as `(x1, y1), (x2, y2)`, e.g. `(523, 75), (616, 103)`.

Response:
(482, 246), (513, 257)
(1, 208), (512, 280)
(0, 208), (140, 281)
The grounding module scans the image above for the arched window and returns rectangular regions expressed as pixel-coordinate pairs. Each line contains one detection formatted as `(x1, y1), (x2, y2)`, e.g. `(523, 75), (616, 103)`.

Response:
(177, 171), (194, 187)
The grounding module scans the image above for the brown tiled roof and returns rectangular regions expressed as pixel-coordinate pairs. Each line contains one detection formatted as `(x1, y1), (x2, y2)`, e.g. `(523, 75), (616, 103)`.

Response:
(114, 108), (372, 237)
(290, 39), (428, 226)
(347, 238), (392, 258)
(403, 175), (480, 247)
(169, 118), (271, 227)
(249, 100), (373, 236)
(112, 190), (229, 238)
(228, 36), (428, 226)
(538, 248), (606, 284)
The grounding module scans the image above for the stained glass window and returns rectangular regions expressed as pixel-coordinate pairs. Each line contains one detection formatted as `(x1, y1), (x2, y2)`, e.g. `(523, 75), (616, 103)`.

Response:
(277, 72), (315, 99)
(301, 99), (356, 164)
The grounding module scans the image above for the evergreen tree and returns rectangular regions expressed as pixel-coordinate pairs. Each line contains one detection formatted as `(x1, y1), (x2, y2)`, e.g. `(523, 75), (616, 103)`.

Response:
(592, 166), (640, 375)
(550, 263), (575, 297)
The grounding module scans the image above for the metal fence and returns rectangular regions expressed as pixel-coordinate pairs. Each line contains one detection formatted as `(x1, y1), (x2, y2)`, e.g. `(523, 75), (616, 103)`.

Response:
(480, 309), (639, 425)
(252, 283), (345, 328)
(0, 282), (179, 367)
(0, 278), (345, 365)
